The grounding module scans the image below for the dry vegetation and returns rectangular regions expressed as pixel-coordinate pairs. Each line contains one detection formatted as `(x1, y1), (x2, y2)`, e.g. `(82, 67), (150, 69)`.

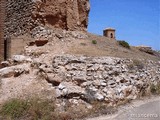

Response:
(0, 98), (117, 120)
(67, 33), (160, 61)
(150, 82), (160, 95)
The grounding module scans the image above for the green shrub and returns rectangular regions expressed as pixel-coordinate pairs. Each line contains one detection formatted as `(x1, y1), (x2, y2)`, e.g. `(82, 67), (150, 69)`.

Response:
(0, 99), (29, 119)
(150, 82), (160, 95)
(80, 43), (87, 46)
(92, 40), (97, 44)
(118, 40), (130, 49)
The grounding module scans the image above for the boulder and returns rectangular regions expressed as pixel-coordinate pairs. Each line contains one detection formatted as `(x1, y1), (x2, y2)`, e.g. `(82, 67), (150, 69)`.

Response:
(94, 93), (105, 101)
(0, 61), (10, 68)
(12, 55), (32, 63)
(137, 46), (154, 55)
(57, 82), (85, 98)
(39, 64), (53, 73)
(46, 74), (62, 86)
(0, 67), (15, 78)
(0, 64), (30, 78)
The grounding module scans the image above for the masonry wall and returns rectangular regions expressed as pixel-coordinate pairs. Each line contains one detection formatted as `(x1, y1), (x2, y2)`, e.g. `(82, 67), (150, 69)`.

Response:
(103, 30), (116, 39)
(10, 35), (33, 55)
(5, 0), (35, 36)
(0, 0), (6, 61)
(0, 0), (90, 60)
(5, 0), (90, 36)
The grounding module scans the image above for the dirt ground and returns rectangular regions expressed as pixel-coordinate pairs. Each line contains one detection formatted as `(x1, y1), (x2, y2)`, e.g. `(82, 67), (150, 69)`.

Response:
(87, 96), (160, 120)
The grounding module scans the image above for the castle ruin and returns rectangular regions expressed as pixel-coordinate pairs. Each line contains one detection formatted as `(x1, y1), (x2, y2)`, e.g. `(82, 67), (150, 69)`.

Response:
(0, 0), (90, 61)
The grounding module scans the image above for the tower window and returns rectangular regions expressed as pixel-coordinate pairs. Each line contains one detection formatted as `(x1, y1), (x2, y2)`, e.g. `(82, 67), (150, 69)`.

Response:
(110, 33), (113, 38)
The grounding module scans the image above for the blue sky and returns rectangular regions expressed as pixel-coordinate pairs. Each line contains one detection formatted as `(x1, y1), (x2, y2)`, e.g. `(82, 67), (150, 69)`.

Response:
(88, 0), (160, 50)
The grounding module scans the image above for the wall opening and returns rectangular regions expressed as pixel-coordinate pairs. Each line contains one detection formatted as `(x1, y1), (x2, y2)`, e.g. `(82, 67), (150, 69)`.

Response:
(4, 39), (7, 60)
(110, 33), (113, 38)
(4, 37), (11, 60)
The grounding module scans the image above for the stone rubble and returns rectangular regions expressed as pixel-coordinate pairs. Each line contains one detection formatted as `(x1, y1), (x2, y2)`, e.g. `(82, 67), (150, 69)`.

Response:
(0, 63), (30, 78)
(51, 55), (160, 103)
(0, 54), (160, 105)
(30, 26), (88, 40)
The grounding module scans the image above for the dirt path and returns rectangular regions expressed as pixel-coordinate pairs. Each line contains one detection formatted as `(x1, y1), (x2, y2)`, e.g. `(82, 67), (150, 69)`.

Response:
(87, 96), (160, 120)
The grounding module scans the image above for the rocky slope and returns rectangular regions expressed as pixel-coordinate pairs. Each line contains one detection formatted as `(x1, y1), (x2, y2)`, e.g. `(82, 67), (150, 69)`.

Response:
(0, 29), (160, 119)
(0, 35), (160, 105)
(50, 55), (160, 103)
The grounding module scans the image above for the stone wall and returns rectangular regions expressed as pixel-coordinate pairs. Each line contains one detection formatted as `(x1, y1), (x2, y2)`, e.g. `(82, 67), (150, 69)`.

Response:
(5, 0), (36, 36)
(1, 0), (90, 60)
(52, 55), (160, 103)
(5, 0), (90, 37)
(0, 0), (6, 61)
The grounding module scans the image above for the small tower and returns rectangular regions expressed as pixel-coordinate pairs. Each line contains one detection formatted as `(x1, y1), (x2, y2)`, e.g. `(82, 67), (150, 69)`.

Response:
(103, 28), (116, 39)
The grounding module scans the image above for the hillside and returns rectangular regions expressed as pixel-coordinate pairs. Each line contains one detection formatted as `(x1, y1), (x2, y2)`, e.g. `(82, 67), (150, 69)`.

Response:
(0, 28), (160, 119)
(67, 33), (160, 61)
(15, 27), (160, 63)
(0, 0), (160, 119)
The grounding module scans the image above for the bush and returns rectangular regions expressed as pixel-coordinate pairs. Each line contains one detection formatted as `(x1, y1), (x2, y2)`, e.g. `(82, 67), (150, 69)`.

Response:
(118, 40), (130, 49)
(80, 43), (87, 46)
(92, 40), (97, 44)
(0, 99), (29, 119)
(0, 98), (55, 120)
(128, 59), (144, 70)
(150, 82), (160, 95)
(133, 59), (144, 69)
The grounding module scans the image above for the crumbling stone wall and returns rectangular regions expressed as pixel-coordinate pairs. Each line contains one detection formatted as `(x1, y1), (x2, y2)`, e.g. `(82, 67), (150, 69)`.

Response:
(32, 0), (90, 31)
(0, 0), (90, 61)
(52, 55), (160, 102)
(5, 0), (90, 36)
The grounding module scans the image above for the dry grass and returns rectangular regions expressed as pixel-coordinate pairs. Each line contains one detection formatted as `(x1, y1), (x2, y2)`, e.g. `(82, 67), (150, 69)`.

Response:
(90, 101), (117, 118)
(0, 98), (118, 120)
(128, 59), (145, 70)
(66, 33), (160, 61)
(0, 98), (55, 120)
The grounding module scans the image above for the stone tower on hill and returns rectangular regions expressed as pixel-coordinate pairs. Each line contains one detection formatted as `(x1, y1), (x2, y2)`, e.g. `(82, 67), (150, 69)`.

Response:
(0, 0), (90, 61)
(103, 28), (116, 39)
